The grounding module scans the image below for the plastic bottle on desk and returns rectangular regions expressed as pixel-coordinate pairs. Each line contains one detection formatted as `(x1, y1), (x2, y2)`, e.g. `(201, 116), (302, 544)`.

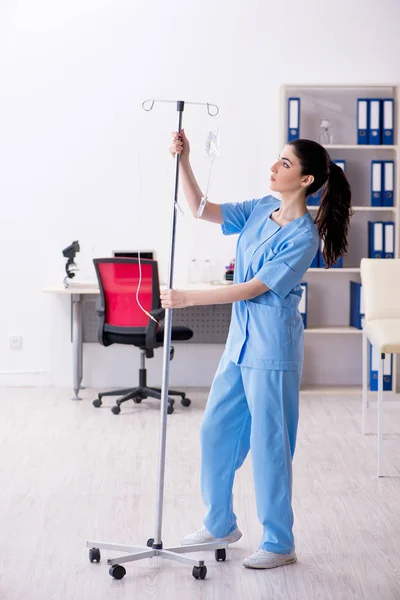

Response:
(188, 259), (201, 283)
(202, 259), (212, 283)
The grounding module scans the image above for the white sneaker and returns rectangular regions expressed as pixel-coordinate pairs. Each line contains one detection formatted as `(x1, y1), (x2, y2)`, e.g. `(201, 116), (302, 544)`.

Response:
(181, 525), (242, 546)
(242, 549), (297, 569)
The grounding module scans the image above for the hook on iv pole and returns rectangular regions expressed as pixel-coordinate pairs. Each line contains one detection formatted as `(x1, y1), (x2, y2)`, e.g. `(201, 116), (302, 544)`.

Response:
(142, 99), (219, 117)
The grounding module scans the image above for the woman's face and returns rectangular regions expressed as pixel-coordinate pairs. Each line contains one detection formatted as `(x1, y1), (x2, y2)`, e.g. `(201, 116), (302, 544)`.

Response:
(269, 145), (313, 193)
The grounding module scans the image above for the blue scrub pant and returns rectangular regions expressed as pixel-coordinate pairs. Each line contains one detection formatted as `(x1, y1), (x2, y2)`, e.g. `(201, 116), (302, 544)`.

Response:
(200, 352), (301, 554)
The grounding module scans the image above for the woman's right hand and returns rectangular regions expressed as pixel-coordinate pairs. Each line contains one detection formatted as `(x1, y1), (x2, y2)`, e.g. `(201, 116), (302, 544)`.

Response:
(169, 129), (190, 161)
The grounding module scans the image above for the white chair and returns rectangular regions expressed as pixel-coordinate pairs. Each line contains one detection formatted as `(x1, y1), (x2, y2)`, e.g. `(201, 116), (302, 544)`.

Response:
(360, 258), (400, 477)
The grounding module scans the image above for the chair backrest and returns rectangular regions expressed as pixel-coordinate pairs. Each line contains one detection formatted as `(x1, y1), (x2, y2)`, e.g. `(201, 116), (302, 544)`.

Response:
(94, 258), (161, 329)
(360, 258), (400, 321)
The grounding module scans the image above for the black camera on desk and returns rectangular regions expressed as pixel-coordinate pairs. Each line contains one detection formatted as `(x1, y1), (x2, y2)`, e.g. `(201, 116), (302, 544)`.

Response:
(62, 240), (80, 287)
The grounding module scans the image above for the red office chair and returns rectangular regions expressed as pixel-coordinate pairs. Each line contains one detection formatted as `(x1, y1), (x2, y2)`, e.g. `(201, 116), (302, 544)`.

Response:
(92, 258), (193, 415)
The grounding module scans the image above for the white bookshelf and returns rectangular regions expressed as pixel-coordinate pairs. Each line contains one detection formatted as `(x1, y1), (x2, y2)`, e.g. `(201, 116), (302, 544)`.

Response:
(281, 83), (400, 393)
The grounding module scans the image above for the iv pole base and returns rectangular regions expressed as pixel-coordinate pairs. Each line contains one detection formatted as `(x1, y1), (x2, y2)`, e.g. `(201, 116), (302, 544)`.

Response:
(86, 539), (228, 580)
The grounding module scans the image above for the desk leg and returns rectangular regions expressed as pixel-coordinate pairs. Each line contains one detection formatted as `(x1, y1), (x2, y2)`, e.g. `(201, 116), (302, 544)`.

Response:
(72, 294), (83, 401)
(78, 305), (85, 389)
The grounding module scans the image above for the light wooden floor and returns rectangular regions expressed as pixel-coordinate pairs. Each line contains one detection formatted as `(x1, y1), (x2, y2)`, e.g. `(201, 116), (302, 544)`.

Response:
(0, 387), (400, 600)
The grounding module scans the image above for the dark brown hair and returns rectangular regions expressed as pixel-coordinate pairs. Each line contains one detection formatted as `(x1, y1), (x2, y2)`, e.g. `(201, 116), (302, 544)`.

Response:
(289, 139), (353, 268)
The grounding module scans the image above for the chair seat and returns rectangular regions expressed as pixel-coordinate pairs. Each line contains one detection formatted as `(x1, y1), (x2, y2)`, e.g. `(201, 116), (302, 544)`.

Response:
(364, 319), (400, 353)
(104, 325), (193, 347)
(157, 326), (193, 343)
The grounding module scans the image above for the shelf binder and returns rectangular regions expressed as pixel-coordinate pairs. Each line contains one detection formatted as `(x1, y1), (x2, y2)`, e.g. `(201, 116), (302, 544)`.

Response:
(288, 97), (300, 142)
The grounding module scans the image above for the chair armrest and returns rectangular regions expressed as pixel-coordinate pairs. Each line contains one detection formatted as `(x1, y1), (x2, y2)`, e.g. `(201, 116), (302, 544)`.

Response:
(145, 308), (165, 349)
(151, 308), (165, 321)
(95, 296), (105, 316)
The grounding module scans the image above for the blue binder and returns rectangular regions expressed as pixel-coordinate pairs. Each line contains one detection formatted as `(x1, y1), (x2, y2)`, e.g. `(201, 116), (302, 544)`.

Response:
(309, 250), (319, 268)
(383, 353), (393, 390)
(382, 160), (394, 206)
(319, 239), (343, 268)
(310, 250), (319, 268)
(368, 99), (382, 145)
(357, 99), (369, 145)
(382, 99), (394, 145)
(332, 256), (343, 269)
(384, 221), (395, 258)
(334, 159), (346, 172)
(368, 221), (384, 258)
(299, 282), (308, 328)
(370, 346), (393, 391)
(307, 188), (322, 206)
(350, 281), (364, 330)
(287, 97), (300, 141)
(371, 161), (383, 206)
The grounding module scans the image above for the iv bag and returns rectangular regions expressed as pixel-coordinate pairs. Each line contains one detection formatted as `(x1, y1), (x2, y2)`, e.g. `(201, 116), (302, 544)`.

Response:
(205, 129), (220, 160)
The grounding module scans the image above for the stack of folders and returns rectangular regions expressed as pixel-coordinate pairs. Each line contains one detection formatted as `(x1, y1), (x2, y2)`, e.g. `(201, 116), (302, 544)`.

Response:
(309, 239), (343, 269)
(287, 97), (300, 142)
(357, 98), (394, 145)
(368, 221), (395, 258)
(308, 160), (346, 206)
(370, 160), (395, 206)
(349, 281), (392, 390)
(299, 282), (308, 328)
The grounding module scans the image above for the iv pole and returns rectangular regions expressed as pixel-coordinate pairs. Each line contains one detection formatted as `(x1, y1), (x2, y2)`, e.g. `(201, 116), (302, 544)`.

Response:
(87, 99), (228, 581)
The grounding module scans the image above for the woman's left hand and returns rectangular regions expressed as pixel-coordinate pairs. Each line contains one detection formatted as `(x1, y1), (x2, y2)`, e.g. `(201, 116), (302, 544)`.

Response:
(160, 289), (191, 309)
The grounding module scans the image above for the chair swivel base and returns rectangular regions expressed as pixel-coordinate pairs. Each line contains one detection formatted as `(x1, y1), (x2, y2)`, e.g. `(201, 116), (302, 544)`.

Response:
(87, 538), (228, 580)
(93, 386), (191, 415)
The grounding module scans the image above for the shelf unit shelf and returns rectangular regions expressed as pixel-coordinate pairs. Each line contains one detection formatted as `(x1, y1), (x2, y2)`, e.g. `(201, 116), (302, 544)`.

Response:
(307, 206), (396, 212)
(300, 385), (363, 395)
(307, 267), (360, 273)
(281, 83), (399, 393)
(323, 144), (398, 150)
(304, 326), (361, 335)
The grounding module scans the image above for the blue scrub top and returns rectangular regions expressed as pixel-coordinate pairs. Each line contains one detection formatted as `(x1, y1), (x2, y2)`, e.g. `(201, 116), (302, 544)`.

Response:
(221, 195), (319, 370)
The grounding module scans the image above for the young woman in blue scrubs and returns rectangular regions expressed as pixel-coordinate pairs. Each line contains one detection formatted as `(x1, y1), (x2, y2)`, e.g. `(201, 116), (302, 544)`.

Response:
(161, 131), (352, 569)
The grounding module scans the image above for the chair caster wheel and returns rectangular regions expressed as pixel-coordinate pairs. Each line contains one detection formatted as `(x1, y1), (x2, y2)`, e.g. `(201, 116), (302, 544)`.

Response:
(181, 397), (191, 407)
(167, 404), (174, 415)
(109, 565), (126, 580)
(192, 565), (207, 579)
(111, 405), (121, 415)
(147, 538), (154, 548)
(133, 398), (142, 404)
(92, 398), (102, 408)
(89, 548), (101, 563)
(215, 548), (226, 561)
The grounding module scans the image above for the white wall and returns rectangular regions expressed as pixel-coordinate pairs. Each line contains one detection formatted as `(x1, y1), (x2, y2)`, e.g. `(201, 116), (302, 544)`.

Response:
(1, 0), (400, 388)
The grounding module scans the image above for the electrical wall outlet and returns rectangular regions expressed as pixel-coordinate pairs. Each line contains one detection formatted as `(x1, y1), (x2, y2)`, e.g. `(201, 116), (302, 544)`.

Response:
(9, 336), (23, 350)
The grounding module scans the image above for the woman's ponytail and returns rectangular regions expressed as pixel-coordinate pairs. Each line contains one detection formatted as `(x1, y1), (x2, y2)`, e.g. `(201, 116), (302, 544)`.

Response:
(289, 140), (353, 269)
(315, 161), (353, 268)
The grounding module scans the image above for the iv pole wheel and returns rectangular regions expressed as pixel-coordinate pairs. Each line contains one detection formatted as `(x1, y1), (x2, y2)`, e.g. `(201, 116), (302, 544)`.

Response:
(109, 565), (126, 580)
(215, 548), (226, 562)
(89, 548), (101, 563)
(147, 538), (154, 548)
(192, 565), (207, 580)
(167, 404), (174, 415)
(181, 397), (191, 407)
